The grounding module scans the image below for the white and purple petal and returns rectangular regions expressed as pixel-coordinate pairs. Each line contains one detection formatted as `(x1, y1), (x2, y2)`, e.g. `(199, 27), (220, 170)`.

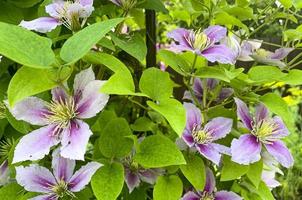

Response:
(196, 143), (222, 165)
(29, 194), (58, 200)
(231, 134), (261, 165)
(76, 80), (109, 119)
(139, 169), (159, 185)
(183, 103), (202, 132)
(20, 17), (60, 33)
(204, 117), (233, 141)
(234, 98), (253, 130)
(13, 125), (59, 163)
(204, 167), (216, 193)
(203, 25), (227, 43)
(264, 140), (294, 168)
(255, 103), (269, 124)
(51, 87), (68, 102)
(201, 44), (236, 64)
(8, 97), (49, 126)
(73, 67), (95, 101)
(167, 28), (192, 49)
(45, 1), (65, 18)
(215, 191), (242, 200)
(68, 161), (102, 192)
(271, 116), (289, 138)
(15, 165), (56, 193)
(60, 120), (93, 160)
(51, 148), (75, 182)
(269, 48), (293, 60)
(181, 191), (200, 200)
(125, 169), (140, 193)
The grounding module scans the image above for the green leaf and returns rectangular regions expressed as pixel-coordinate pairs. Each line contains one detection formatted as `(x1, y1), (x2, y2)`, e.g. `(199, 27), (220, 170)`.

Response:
(257, 181), (275, 200)
(0, 183), (22, 200)
(111, 33), (147, 62)
(8, 0), (41, 8)
(221, 156), (249, 181)
(195, 67), (231, 82)
(248, 66), (286, 83)
(0, 2), (23, 24)
(281, 69), (302, 85)
(60, 18), (124, 64)
(8, 67), (68, 106)
(137, 0), (169, 13)
(131, 117), (155, 132)
(260, 93), (294, 131)
(279, 0), (293, 8)
(139, 67), (174, 100)
(153, 175), (183, 200)
(246, 160), (263, 188)
(214, 11), (248, 31)
(99, 118), (133, 158)
(84, 52), (138, 96)
(0, 22), (55, 68)
(134, 135), (186, 168)
(91, 163), (124, 200)
(180, 154), (206, 190)
(5, 109), (31, 134)
(147, 99), (186, 136)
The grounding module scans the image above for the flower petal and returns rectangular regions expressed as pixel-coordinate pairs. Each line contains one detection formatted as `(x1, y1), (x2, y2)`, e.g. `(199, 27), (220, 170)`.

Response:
(20, 17), (60, 33)
(204, 117), (233, 140)
(201, 44), (236, 64)
(0, 160), (9, 186)
(80, 0), (93, 6)
(13, 125), (59, 163)
(255, 103), (269, 123)
(196, 143), (221, 165)
(51, 87), (68, 102)
(261, 170), (281, 189)
(272, 116), (289, 138)
(68, 161), (102, 192)
(52, 148), (75, 182)
(204, 167), (215, 193)
(217, 88), (233, 102)
(181, 191), (200, 200)
(29, 194), (58, 200)
(264, 140), (294, 168)
(167, 28), (191, 47)
(73, 67), (95, 101)
(183, 103), (202, 132)
(15, 165), (56, 193)
(139, 169), (160, 184)
(76, 80), (109, 119)
(269, 48), (293, 60)
(60, 120), (93, 160)
(125, 169), (140, 193)
(215, 191), (242, 200)
(8, 97), (49, 126)
(203, 25), (227, 43)
(45, 1), (64, 18)
(231, 134), (261, 165)
(234, 98), (253, 130)
(182, 130), (195, 147)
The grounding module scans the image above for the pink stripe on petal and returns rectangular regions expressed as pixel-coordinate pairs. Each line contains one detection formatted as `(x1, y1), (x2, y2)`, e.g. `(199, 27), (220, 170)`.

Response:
(16, 165), (56, 193)
(184, 103), (202, 131)
(234, 98), (253, 130)
(265, 140), (294, 168)
(203, 25), (227, 43)
(181, 191), (200, 200)
(73, 67), (95, 101)
(68, 161), (102, 192)
(231, 134), (261, 165)
(196, 143), (221, 165)
(51, 148), (75, 182)
(204, 117), (233, 141)
(51, 87), (68, 102)
(125, 169), (140, 193)
(60, 120), (93, 160)
(255, 103), (269, 124)
(204, 167), (216, 193)
(13, 125), (59, 163)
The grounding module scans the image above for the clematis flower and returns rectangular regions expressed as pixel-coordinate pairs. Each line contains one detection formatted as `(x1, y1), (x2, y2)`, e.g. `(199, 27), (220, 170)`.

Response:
(237, 40), (293, 68)
(9, 67), (109, 163)
(16, 149), (101, 200)
(182, 103), (233, 165)
(167, 26), (236, 64)
(183, 78), (233, 104)
(0, 160), (10, 186)
(20, 0), (94, 33)
(182, 168), (242, 200)
(110, 0), (137, 10)
(231, 98), (294, 168)
(261, 151), (282, 189)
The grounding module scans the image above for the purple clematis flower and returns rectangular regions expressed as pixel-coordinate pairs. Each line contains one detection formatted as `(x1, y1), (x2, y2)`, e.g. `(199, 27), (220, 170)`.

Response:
(182, 167), (242, 200)
(237, 40), (293, 68)
(182, 103), (233, 165)
(20, 0), (94, 33)
(231, 98), (294, 168)
(167, 26), (236, 64)
(183, 78), (233, 104)
(0, 160), (10, 186)
(9, 67), (109, 163)
(16, 149), (101, 200)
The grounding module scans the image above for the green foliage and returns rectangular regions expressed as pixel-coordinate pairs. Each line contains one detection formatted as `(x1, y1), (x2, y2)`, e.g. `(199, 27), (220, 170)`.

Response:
(153, 175), (183, 200)
(221, 156), (249, 181)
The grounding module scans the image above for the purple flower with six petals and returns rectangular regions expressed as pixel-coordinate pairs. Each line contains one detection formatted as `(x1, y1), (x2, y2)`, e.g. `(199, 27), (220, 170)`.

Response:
(20, 0), (94, 33)
(182, 167), (242, 200)
(9, 67), (109, 163)
(182, 103), (233, 165)
(16, 149), (101, 200)
(167, 26), (236, 64)
(231, 98), (294, 168)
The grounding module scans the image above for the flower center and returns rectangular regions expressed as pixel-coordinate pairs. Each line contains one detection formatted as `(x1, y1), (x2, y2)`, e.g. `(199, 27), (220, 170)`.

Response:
(252, 119), (277, 143)
(52, 180), (69, 197)
(256, 49), (270, 57)
(189, 30), (212, 51)
(45, 98), (78, 129)
(200, 192), (215, 200)
(192, 126), (212, 144)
